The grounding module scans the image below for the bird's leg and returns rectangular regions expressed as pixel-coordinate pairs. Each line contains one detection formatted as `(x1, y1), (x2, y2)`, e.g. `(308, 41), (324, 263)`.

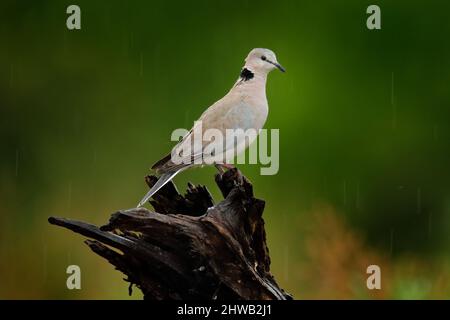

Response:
(215, 163), (235, 174)
(222, 163), (235, 170)
(215, 164), (226, 175)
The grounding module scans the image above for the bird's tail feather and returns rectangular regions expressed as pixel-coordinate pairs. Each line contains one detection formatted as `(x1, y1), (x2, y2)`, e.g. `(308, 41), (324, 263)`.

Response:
(137, 170), (180, 207)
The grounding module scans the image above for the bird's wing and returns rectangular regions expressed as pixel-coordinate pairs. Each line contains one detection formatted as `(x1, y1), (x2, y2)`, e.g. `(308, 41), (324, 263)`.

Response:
(153, 94), (258, 173)
(152, 123), (203, 174)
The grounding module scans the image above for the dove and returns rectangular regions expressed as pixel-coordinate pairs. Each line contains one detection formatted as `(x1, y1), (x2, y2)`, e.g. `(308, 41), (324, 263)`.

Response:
(137, 48), (285, 207)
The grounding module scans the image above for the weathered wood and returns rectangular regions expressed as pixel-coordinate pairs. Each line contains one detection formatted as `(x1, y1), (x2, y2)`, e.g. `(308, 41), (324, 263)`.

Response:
(48, 168), (292, 300)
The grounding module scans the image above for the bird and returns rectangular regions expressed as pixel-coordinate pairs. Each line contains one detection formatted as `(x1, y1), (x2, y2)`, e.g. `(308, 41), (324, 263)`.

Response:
(137, 48), (285, 207)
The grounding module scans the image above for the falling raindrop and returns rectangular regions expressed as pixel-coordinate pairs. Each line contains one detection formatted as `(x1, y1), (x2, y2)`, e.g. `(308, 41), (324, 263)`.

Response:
(355, 180), (360, 210)
(390, 228), (394, 256)
(284, 245), (289, 282)
(343, 179), (347, 205)
(9, 64), (13, 88)
(68, 181), (72, 211)
(433, 125), (439, 140)
(42, 241), (48, 284)
(63, 31), (68, 54)
(140, 52), (144, 76)
(282, 210), (288, 281)
(416, 187), (421, 214)
(391, 72), (396, 130)
(15, 149), (19, 177)
(428, 212), (432, 238)
(184, 109), (191, 128)
(130, 31), (134, 50)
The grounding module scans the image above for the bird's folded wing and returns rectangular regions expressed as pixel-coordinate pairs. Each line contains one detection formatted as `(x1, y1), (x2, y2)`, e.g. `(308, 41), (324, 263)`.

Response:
(154, 97), (258, 173)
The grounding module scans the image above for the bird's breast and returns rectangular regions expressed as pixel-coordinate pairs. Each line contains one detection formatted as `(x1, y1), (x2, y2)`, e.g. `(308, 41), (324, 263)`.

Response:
(227, 100), (268, 132)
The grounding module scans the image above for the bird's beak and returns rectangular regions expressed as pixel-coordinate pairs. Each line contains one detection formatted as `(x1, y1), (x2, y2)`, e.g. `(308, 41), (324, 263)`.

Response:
(269, 60), (286, 72)
(275, 63), (286, 72)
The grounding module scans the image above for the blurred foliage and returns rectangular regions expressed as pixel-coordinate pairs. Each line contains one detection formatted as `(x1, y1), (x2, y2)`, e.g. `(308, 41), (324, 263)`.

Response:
(1, 0), (450, 299)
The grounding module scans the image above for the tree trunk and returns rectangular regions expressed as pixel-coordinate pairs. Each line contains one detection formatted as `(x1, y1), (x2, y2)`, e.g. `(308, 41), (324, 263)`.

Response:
(48, 168), (292, 300)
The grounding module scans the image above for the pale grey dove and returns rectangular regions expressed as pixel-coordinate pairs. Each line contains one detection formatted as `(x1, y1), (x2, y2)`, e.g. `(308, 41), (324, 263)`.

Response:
(137, 48), (285, 207)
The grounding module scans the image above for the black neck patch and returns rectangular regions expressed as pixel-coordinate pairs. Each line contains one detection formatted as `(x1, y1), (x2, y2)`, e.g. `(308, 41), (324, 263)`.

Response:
(240, 68), (254, 81)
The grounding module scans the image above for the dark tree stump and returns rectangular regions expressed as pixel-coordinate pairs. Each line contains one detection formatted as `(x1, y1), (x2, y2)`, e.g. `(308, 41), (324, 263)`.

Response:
(48, 168), (292, 300)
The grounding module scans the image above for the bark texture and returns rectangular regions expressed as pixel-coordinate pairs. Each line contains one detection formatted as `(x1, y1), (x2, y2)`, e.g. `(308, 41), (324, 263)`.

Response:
(48, 168), (291, 300)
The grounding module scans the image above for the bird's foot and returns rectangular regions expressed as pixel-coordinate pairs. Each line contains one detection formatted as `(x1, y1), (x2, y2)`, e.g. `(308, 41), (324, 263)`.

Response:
(215, 163), (235, 175)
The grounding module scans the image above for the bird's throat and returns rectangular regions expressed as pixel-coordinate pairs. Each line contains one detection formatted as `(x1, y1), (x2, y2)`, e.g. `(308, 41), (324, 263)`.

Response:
(240, 68), (254, 81)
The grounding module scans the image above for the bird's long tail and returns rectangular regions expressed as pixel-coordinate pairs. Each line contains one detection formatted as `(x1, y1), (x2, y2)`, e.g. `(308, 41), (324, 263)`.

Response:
(137, 170), (180, 207)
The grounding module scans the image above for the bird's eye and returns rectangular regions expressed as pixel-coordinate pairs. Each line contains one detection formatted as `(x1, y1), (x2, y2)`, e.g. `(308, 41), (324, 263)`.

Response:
(261, 56), (267, 61)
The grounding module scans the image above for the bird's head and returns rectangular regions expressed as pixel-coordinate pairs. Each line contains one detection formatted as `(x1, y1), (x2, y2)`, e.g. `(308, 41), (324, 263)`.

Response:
(244, 48), (285, 74)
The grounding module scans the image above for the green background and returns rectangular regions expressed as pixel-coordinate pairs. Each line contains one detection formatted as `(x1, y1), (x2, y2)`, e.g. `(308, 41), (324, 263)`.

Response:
(1, 0), (450, 299)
